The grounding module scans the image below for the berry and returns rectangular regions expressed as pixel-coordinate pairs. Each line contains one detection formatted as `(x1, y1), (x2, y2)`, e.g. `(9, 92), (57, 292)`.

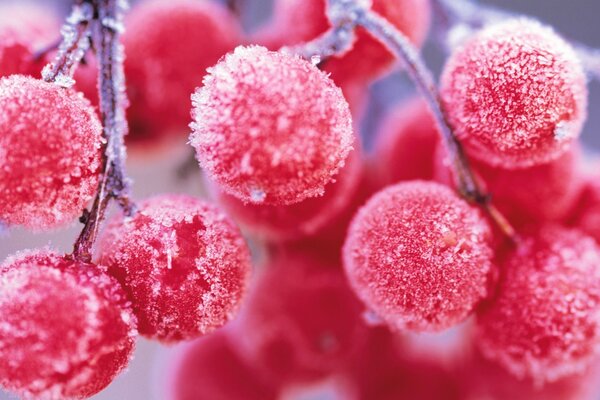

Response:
(440, 18), (587, 168)
(343, 181), (494, 332)
(257, 0), (431, 84)
(213, 146), (363, 242)
(0, 249), (137, 400)
(458, 346), (600, 400)
(571, 173), (600, 243)
(476, 227), (600, 383)
(0, 3), (59, 77)
(167, 332), (280, 400)
(191, 45), (354, 205)
(0, 75), (102, 229)
(435, 144), (584, 227)
(371, 97), (439, 187)
(123, 0), (241, 143)
(232, 248), (368, 384)
(97, 194), (252, 342)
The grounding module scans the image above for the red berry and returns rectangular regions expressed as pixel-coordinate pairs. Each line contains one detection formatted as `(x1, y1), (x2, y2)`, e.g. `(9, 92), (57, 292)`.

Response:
(0, 75), (102, 229)
(213, 146), (363, 242)
(167, 332), (280, 400)
(123, 0), (241, 143)
(97, 194), (251, 342)
(435, 144), (584, 227)
(440, 18), (587, 168)
(0, 3), (59, 77)
(458, 346), (600, 400)
(571, 172), (600, 243)
(0, 249), (137, 400)
(476, 227), (600, 383)
(191, 45), (354, 205)
(232, 248), (368, 384)
(257, 0), (431, 84)
(343, 181), (494, 332)
(370, 98), (439, 188)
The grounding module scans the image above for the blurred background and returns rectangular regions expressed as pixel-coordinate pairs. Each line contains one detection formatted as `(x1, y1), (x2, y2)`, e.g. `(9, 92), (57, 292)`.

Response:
(0, 0), (599, 398)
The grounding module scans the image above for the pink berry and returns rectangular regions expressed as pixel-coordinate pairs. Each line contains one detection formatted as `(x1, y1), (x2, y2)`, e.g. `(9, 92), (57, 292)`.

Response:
(440, 18), (587, 168)
(571, 172), (600, 243)
(0, 3), (59, 77)
(257, 0), (431, 84)
(0, 249), (137, 400)
(0, 75), (102, 229)
(343, 181), (494, 332)
(123, 0), (241, 143)
(435, 144), (584, 227)
(191, 45), (354, 205)
(370, 98), (439, 188)
(459, 346), (600, 400)
(167, 332), (280, 400)
(213, 146), (363, 242)
(97, 194), (252, 342)
(476, 227), (600, 383)
(232, 248), (368, 384)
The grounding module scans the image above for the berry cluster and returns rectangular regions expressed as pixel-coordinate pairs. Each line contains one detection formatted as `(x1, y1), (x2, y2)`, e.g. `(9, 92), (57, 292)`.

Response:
(1, 0), (600, 399)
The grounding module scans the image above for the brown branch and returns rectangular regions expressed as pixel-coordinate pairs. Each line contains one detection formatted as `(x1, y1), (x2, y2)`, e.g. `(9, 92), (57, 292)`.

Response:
(72, 0), (134, 262)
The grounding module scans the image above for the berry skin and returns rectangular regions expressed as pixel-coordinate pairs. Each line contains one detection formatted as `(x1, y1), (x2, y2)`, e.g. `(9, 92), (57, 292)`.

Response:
(232, 248), (368, 384)
(571, 172), (600, 243)
(191, 45), (354, 205)
(440, 18), (587, 169)
(123, 0), (241, 142)
(0, 3), (59, 77)
(97, 194), (252, 342)
(476, 227), (600, 383)
(435, 144), (584, 227)
(371, 98), (439, 188)
(0, 249), (137, 400)
(167, 332), (280, 400)
(257, 0), (431, 84)
(0, 75), (102, 229)
(213, 146), (363, 242)
(343, 181), (494, 332)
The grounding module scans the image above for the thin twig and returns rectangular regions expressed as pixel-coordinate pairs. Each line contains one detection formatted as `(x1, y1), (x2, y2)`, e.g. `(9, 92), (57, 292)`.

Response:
(42, 1), (94, 87)
(72, 0), (134, 262)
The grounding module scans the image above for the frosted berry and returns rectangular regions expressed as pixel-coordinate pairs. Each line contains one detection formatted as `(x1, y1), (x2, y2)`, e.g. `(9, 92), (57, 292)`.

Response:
(371, 98), (439, 187)
(191, 45), (354, 205)
(0, 249), (137, 400)
(476, 227), (600, 383)
(257, 0), (431, 84)
(97, 194), (252, 342)
(440, 18), (587, 168)
(167, 332), (280, 400)
(232, 248), (368, 383)
(213, 146), (363, 242)
(435, 144), (583, 227)
(123, 0), (241, 142)
(0, 75), (102, 229)
(343, 181), (494, 332)
(0, 3), (59, 77)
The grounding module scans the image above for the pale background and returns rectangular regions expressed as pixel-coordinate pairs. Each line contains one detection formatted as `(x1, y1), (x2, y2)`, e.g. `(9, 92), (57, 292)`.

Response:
(1, 0), (599, 399)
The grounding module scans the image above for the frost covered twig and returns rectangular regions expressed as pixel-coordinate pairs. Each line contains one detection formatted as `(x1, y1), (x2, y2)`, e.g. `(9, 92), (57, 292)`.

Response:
(41, 1), (94, 87)
(72, 0), (134, 262)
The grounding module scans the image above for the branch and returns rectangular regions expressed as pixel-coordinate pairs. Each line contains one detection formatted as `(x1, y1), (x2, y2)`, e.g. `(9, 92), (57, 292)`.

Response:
(41, 1), (94, 87)
(72, 0), (134, 262)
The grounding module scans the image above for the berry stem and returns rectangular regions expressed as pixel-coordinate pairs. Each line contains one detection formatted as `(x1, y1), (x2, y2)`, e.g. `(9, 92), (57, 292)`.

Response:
(72, 0), (134, 262)
(42, 1), (94, 87)
(314, 0), (518, 241)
